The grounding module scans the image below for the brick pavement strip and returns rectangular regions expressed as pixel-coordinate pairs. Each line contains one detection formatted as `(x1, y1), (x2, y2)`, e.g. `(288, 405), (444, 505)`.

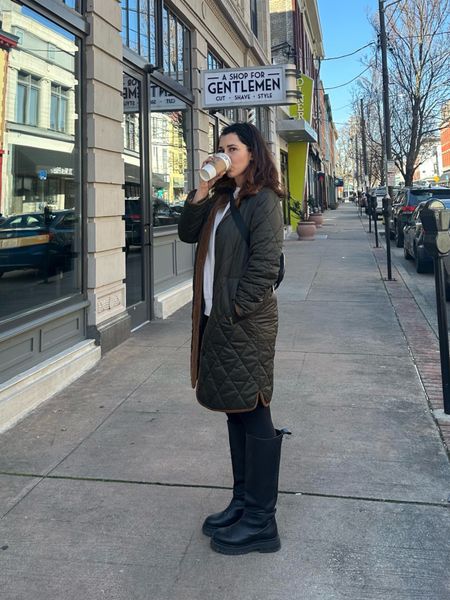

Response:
(370, 233), (450, 453)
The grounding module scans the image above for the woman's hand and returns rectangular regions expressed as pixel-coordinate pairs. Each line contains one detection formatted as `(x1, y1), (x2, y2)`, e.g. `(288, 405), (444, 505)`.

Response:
(191, 157), (226, 204)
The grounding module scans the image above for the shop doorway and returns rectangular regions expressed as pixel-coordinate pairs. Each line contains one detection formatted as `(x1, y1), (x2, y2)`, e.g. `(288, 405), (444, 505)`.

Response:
(123, 70), (152, 329)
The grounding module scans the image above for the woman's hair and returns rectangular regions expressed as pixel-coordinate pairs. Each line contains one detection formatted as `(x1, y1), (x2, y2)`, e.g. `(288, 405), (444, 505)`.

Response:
(212, 122), (284, 201)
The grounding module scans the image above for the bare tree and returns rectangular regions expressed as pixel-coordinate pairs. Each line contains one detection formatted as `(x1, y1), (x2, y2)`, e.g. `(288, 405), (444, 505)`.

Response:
(381, 0), (450, 185)
(355, 64), (385, 187)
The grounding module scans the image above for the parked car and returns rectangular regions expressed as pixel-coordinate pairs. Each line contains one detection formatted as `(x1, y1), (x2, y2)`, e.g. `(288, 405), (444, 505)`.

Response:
(152, 198), (180, 227)
(0, 212), (46, 229)
(403, 198), (450, 298)
(0, 209), (76, 277)
(391, 186), (450, 247)
(124, 197), (141, 250)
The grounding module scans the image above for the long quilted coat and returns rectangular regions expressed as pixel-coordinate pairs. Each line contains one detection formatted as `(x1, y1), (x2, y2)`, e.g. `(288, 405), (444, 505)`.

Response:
(178, 187), (284, 413)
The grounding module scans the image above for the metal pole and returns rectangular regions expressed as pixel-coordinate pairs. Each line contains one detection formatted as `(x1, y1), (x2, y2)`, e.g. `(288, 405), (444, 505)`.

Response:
(433, 257), (450, 414)
(360, 99), (369, 195)
(373, 206), (379, 247)
(379, 0), (393, 279)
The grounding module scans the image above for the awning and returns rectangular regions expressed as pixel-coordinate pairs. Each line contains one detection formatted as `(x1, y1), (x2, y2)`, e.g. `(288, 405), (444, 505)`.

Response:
(13, 145), (75, 177)
(276, 118), (318, 143)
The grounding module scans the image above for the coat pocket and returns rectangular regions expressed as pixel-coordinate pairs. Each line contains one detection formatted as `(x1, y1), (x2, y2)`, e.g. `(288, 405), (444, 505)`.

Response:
(226, 277), (241, 322)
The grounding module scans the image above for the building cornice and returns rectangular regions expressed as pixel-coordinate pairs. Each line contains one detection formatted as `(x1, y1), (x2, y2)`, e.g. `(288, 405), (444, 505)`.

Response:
(0, 30), (18, 51)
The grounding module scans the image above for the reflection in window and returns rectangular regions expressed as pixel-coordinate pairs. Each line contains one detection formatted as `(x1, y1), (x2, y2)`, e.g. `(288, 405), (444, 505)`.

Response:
(121, 0), (156, 65)
(207, 51), (223, 70)
(162, 6), (190, 87)
(0, 2), (81, 321)
(16, 72), (40, 126)
(62, 0), (79, 9)
(122, 74), (144, 307)
(250, 0), (258, 36)
(124, 113), (139, 151)
(150, 86), (191, 226)
(50, 84), (68, 132)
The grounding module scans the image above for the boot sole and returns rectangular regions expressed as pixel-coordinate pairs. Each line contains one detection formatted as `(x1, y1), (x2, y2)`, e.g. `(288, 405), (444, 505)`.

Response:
(210, 535), (281, 555)
(202, 523), (216, 537)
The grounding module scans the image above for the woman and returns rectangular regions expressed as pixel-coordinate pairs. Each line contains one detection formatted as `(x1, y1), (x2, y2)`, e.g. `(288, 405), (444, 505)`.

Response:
(178, 122), (289, 555)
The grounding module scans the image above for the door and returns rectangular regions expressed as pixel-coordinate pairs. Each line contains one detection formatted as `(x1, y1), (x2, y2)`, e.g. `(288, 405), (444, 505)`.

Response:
(123, 70), (152, 329)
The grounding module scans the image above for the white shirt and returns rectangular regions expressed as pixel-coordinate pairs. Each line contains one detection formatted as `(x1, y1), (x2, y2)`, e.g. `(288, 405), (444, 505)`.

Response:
(203, 188), (240, 316)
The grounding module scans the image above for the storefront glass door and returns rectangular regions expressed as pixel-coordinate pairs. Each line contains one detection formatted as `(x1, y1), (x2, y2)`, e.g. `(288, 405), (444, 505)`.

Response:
(123, 70), (151, 328)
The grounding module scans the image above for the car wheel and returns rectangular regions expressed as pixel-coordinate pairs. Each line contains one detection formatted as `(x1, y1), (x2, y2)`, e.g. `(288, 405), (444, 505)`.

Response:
(395, 224), (404, 247)
(403, 244), (412, 260)
(0, 271), (4, 278)
(415, 246), (428, 273)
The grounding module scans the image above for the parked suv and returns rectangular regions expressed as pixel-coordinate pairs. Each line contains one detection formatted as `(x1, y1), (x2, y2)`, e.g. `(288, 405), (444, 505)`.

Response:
(391, 186), (450, 247)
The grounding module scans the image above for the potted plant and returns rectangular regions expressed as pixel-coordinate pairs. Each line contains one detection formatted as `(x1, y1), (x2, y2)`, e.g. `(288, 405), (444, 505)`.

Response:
(290, 197), (316, 240)
(307, 195), (324, 227)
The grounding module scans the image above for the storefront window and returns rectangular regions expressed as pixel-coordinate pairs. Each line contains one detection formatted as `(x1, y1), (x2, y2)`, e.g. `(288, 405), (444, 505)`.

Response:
(0, 2), (81, 321)
(121, 0), (156, 65)
(122, 74), (144, 308)
(150, 85), (191, 227)
(162, 6), (190, 87)
(16, 72), (39, 125)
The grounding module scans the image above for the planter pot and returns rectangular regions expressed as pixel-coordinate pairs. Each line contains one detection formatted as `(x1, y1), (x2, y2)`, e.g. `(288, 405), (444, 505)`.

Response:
(296, 221), (316, 240)
(308, 213), (324, 227)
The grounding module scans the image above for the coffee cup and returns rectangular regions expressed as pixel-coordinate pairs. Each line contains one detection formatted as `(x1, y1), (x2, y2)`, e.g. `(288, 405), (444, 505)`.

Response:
(199, 152), (232, 182)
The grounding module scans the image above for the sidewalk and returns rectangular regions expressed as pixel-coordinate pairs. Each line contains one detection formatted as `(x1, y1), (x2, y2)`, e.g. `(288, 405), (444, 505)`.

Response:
(1, 205), (449, 600)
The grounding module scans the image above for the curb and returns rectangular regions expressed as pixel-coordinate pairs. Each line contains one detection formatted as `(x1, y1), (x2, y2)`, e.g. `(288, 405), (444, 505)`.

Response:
(363, 217), (450, 455)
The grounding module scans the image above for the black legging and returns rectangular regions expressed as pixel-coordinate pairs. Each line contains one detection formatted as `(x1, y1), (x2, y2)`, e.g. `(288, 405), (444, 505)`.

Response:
(227, 403), (275, 439)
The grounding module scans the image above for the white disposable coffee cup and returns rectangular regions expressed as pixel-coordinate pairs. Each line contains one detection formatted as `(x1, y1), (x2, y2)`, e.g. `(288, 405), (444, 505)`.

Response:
(199, 152), (232, 182)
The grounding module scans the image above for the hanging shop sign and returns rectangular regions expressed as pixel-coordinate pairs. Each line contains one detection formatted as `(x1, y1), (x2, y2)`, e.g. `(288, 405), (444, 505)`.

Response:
(289, 74), (314, 123)
(201, 64), (297, 109)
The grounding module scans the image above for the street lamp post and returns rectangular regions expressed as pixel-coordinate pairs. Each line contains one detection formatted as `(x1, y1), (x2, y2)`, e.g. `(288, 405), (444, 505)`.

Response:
(378, 0), (402, 280)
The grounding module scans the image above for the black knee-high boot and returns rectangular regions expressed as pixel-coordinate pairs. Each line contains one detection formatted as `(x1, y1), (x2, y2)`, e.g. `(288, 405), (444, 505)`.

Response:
(202, 420), (246, 537)
(210, 429), (289, 555)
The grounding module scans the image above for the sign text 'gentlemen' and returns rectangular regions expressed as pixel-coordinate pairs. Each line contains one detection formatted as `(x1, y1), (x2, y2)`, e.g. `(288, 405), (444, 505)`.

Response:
(202, 65), (288, 109)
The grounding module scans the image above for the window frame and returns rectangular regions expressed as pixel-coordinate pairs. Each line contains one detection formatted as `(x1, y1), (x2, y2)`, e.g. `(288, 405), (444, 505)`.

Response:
(50, 83), (69, 132)
(0, 0), (88, 335)
(16, 72), (40, 126)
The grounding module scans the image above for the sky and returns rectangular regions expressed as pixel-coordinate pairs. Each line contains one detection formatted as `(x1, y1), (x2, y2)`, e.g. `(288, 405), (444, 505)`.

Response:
(318, 0), (376, 129)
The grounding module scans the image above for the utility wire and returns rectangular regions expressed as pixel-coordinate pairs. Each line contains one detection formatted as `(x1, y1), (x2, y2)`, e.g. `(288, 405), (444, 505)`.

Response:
(323, 65), (372, 90)
(322, 42), (376, 61)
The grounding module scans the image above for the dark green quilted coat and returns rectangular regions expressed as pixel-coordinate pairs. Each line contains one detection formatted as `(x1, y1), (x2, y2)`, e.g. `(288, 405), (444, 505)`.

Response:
(178, 187), (284, 412)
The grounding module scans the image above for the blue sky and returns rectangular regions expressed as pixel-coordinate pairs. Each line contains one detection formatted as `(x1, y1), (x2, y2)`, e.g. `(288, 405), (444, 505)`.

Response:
(318, 0), (376, 128)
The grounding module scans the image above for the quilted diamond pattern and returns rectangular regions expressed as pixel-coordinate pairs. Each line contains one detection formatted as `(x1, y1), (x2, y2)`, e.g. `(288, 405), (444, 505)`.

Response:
(194, 188), (284, 412)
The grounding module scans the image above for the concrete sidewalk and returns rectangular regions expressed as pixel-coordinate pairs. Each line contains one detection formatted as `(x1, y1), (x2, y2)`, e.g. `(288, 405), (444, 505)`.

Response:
(1, 205), (449, 600)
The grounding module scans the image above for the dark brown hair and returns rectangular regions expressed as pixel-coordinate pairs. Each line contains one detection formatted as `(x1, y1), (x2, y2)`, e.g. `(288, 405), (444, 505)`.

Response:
(212, 122), (284, 203)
